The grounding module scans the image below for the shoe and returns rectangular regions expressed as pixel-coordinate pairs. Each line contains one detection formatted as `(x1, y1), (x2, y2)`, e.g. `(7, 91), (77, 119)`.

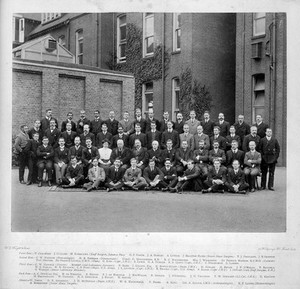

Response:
(62, 185), (70, 189)
(251, 188), (255, 193)
(144, 186), (150, 191)
(121, 187), (125, 191)
(268, 187), (274, 191)
(133, 187), (139, 191)
(87, 187), (93, 192)
(38, 182), (42, 187)
(20, 180), (25, 184)
(218, 190), (225, 193)
(161, 188), (169, 192)
(26, 181), (32, 185)
(48, 181), (52, 187)
(261, 187), (266, 190)
(107, 188), (111, 192)
(238, 190), (247, 194)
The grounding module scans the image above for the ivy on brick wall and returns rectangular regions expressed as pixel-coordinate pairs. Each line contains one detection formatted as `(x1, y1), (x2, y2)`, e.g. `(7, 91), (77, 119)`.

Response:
(179, 67), (212, 120)
(107, 23), (170, 108)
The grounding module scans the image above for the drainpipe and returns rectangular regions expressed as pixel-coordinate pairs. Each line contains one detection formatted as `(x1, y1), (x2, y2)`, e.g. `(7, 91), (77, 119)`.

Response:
(242, 13), (245, 115)
(112, 13), (115, 70)
(96, 14), (99, 67)
(162, 13), (165, 112)
(269, 14), (276, 131)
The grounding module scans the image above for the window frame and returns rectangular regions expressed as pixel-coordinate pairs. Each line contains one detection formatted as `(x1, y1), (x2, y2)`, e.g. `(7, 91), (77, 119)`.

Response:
(75, 29), (83, 64)
(171, 78), (180, 121)
(143, 13), (154, 58)
(173, 13), (181, 52)
(117, 14), (127, 63)
(252, 74), (265, 123)
(253, 13), (266, 37)
(41, 13), (61, 24)
(142, 82), (154, 116)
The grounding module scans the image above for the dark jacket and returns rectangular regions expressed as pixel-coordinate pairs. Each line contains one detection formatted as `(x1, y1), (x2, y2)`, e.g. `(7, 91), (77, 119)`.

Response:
(36, 145), (54, 162)
(44, 128), (61, 149)
(110, 147), (132, 166)
(258, 137), (280, 164)
(54, 147), (69, 164)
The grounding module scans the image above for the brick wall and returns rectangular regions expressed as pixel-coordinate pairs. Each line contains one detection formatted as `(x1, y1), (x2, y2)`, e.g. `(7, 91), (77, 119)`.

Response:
(12, 58), (135, 134)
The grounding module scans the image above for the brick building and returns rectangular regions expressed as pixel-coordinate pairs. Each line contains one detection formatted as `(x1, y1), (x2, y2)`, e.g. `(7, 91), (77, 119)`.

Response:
(235, 13), (286, 165)
(12, 58), (135, 135)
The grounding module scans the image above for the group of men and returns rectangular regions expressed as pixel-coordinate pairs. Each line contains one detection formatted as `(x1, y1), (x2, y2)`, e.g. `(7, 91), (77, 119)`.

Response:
(14, 108), (280, 194)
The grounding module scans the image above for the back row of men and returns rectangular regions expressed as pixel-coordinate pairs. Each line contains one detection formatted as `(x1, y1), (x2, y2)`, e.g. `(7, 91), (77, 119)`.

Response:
(15, 108), (280, 193)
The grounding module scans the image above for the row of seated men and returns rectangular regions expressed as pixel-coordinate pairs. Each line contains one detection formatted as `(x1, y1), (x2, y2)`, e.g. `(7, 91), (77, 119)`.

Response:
(16, 129), (280, 193)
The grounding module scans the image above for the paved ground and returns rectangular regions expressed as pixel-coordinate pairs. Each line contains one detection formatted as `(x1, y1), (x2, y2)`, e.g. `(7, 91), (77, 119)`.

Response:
(11, 168), (286, 232)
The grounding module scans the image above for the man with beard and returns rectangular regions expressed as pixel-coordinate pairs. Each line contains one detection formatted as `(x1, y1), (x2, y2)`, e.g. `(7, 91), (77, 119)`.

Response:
(175, 140), (193, 176)
(40, 109), (58, 134)
(160, 111), (174, 133)
(194, 125), (210, 150)
(214, 112), (230, 138)
(44, 119), (61, 149)
(242, 126), (261, 152)
(112, 125), (129, 148)
(68, 136), (84, 165)
(253, 114), (269, 139)
(174, 112), (185, 134)
(193, 139), (209, 179)
(28, 119), (43, 141)
(80, 124), (95, 147)
(110, 139), (132, 170)
(118, 111), (134, 136)
(90, 110), (103, 136)
(233, 114), (250, 143)
(132, 139), (147, 171)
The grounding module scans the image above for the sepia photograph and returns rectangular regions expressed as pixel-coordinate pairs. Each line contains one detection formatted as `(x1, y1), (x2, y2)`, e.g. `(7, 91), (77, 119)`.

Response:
(11, 11), (286, 232)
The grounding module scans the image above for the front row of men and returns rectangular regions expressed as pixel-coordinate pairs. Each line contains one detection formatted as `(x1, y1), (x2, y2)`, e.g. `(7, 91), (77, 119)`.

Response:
(20, 126), (280, 193)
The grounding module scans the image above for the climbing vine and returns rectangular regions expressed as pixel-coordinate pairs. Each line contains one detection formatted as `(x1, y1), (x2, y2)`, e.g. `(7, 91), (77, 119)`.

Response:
(179, 67), (212, 120)
(107, 23), (170, 108)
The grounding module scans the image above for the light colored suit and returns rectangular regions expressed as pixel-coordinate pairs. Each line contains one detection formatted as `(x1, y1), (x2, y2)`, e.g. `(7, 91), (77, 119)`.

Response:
(185, 119), (201, 135)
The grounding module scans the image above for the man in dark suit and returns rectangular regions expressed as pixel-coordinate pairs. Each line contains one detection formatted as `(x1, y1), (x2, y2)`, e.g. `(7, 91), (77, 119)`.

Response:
(203, 158), (227, 193)
(61, 112), (76, 132)
(160, 159), (178, 191)
(242, 126), (261, 152)
(80, 124), (95, 147)
(105, 158), (125, 191)
(244, 141), (262, 192)
(44, 119), (61, 149)
(24, 132), (40, 185)
(173, 112), (184, 134)
(68, 136), (84, 165)
(132, 139), (147, 171)
(40, 108), (58, 134)
(76, 110), (91, 135)
(104, 110), (119, 136)
(133, 108), (147, 134)
(226, 139), (245, 171)
(161, 139), (177, 166)
(82, 137), (100, 177)
(208, 140), (226, 168)
(62, 155), (84, 188)
(200, 111), (215, 137)
(161, 121), (180, 149)
(129, 123), (147, 148)
(225, 160), (249, 194)
(175, 140), (193, 176)
(258, 128), (280, 190)
(160, 111), (174, 133)
(90, 110), (103, 136)
(123, 158), (147, 190)
(210, 126), (227, 151)
(253, 114), (269, 139)
(193, 139), (209, 179)
(53, 137), (69, 185)
(146, 140), (164, 168)
(225, 126), (241, 150)
(96, 123), (113, 148)
(36, 136), (54, 187)
(112, 125), (129, 148)
(233, 114), (250, 144)
(146, 121), (161, 149)
(61, 122), (77, 148)
(170, 159), (203, 193)
(143, 159), (164, 190)
(28, 119), (43, 141)
(110, 139), (132, 170)
(145, 109), (161, 132)
(215, 112), (230, 138)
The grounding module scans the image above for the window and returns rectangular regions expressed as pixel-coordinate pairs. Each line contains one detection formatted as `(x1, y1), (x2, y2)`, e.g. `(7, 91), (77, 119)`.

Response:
(58, 35), (66, 47)
(173, 13), (181, 51)
(12, 16), (20, 42)
(19, 18), (25, 43)
(171, 78), (180, 121)
(252, 74), (265, 122)
(143, 13), (154, 57)
(142, 82), (154, 116)
(42, 13), (61, 24)
(76, 29), (83, 64)
(253, 13), (266, 37)
(117, 14), (127, 62)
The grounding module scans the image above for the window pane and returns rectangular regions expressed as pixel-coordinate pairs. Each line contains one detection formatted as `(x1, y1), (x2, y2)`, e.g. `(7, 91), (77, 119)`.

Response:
(176, 30), (181, 49)
(177, 14), (182, 27)
(145, 82), (153, 91)
(119, 15), (126, 26)
(146, 37), (154, 54)
(255, 12), (266, 19)
(79, 42), (83, 53)
(254, 91), (265, 106)
(120, 25), (126, 41)
(255, 18), (265, 35)
(145, 16), (154, 37)
(175, 91), (180, 110)
(145, 13), (153, 17)
(78, 55), (83, 64)
(120, 44), (126, 58)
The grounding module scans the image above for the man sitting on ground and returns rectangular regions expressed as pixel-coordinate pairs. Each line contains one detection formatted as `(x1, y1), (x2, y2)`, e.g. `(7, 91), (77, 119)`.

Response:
(143, 159), (164, 190)
(225, 160), (249, 194)
(83, 158), (106, 192)
(123, 158), (147, 191)
(62, 155), (84, 188)
(160, 159), (178, 191)
(105, 158), (125, 192)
